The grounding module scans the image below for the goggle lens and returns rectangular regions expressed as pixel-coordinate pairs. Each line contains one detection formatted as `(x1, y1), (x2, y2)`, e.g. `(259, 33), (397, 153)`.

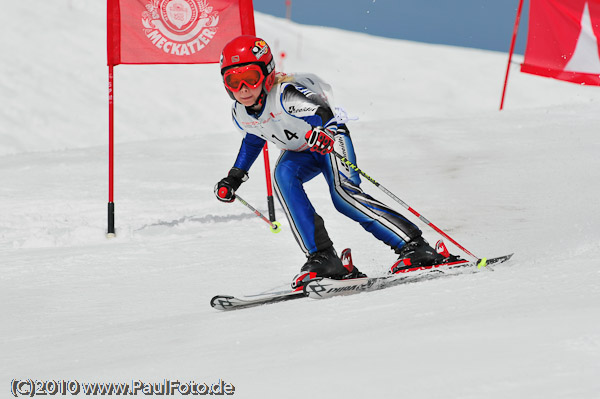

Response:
(224, 65), (265, 91)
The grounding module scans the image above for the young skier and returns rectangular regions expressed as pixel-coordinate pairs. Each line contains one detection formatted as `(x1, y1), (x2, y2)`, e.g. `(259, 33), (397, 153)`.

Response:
(215, 35), (460, 284)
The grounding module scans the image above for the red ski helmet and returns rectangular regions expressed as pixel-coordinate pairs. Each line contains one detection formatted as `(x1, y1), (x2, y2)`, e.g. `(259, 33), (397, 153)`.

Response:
(220, 35), (276, 99)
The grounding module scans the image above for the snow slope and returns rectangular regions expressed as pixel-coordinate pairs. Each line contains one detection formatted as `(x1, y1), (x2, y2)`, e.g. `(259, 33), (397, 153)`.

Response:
(1, 2), (600, 398)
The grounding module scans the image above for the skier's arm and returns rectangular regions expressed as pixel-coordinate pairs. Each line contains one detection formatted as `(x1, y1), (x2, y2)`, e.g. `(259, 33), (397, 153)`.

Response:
(233, 133), (266, 171)
(215, 130), (265, 203)
(281, 84), (339, 133)
(281, 84), (339, 154)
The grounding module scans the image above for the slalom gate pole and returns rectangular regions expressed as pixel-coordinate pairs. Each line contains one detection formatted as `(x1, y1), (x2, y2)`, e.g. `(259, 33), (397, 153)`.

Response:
(500, 0), (524, 111)
(332, 151), (479, 260)
(107, 64), (116, 238)
(235, 194), (282, 234)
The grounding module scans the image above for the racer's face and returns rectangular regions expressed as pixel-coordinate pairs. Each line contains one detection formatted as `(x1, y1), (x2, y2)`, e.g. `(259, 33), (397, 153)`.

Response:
(232, 84), (263, 107)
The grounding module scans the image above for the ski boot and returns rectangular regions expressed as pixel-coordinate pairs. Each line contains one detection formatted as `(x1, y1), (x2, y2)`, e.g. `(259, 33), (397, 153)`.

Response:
(390, 237), (463, 274)
(292, 247), (365, 289)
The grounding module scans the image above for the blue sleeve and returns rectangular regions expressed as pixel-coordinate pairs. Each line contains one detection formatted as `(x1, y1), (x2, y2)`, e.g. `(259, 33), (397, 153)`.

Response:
(233, 133), (266, 172)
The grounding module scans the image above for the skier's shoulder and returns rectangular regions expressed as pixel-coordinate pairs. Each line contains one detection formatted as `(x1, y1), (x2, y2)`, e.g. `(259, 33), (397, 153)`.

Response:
(231, 101), (256, 133)
(277, 72), (328, 94)
(231, 100), (244, 120)
(276, 72), (333, 109)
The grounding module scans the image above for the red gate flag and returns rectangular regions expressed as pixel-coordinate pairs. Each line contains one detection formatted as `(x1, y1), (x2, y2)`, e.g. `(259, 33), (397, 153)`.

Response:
(105, 0), (264, 236)
(521, 0), (600, 85)
(107, 0), (256, 65)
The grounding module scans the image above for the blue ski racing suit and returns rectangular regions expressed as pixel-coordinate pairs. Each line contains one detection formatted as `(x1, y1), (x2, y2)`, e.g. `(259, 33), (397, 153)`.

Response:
(228, 73), (422, 256)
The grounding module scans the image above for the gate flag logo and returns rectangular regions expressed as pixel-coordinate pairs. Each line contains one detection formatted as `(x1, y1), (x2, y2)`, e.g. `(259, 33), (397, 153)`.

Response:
(521, 0), (600, 85)
(141, 0), (219, 57)
(108, 0), (256, 65)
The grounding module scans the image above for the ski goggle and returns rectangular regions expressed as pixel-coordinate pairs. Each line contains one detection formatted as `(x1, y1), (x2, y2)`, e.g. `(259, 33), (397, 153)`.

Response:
(223, 64), (265, 92)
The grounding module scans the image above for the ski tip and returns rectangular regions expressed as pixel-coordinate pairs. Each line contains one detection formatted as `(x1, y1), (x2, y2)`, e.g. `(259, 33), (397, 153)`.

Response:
(210, 295), (234, 309)
(477, 258), (488, 269)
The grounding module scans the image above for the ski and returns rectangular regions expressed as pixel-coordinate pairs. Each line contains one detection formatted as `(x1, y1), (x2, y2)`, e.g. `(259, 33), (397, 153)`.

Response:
(210, 284), (305, 311)
(303, 253), (514, 300)
(211, 252), (514, 310)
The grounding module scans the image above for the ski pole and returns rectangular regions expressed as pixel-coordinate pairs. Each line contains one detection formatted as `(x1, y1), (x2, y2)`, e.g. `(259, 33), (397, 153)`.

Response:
(332, 151), (479, 261)
(235, 193), (282, 234)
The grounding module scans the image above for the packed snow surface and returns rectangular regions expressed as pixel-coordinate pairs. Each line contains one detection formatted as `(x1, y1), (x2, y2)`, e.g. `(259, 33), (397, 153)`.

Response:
(1, 2), (599, 398)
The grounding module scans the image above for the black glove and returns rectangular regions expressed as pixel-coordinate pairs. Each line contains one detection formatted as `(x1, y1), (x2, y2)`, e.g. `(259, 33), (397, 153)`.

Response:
(214, 167), (248, 203)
